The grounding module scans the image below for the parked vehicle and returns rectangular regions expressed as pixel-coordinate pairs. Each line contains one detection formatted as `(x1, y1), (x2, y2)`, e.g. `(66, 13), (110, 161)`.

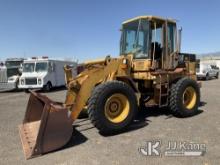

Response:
(18, 57), (77, 92)
(210, 65), (219, 78)
(18, 15), (201, 159)
(0, 58), (24, 91)
(196, 62), (219, 80)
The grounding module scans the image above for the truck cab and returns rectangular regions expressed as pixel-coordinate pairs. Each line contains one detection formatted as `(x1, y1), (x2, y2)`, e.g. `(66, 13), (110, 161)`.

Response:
(0, 58), (24, 91)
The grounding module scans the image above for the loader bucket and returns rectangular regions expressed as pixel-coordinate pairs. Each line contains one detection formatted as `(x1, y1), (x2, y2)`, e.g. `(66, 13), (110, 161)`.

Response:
(18, 91), (73, 159)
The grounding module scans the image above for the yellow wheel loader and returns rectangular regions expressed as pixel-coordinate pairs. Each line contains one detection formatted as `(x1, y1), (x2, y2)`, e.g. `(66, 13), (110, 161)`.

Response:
(18, 15), (201, 159)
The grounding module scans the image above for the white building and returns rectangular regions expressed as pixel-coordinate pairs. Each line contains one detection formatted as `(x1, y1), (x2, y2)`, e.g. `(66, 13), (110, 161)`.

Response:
(200, 56), (220, 68)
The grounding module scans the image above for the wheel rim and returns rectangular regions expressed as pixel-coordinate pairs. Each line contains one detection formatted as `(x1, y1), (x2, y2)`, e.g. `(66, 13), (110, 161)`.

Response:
(182, 86), (197, 110)
(104, 93), (130, 123)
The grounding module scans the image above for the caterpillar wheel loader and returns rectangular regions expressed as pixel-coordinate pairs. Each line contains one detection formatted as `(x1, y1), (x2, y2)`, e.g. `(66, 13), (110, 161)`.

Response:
(18, 15), (201, 159)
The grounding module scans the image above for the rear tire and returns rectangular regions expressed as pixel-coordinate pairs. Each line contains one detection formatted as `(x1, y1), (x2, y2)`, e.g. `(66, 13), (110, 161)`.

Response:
(169, 78), (200, 117)
(216, 73), (219, 79)
(88, 81), (138, 134)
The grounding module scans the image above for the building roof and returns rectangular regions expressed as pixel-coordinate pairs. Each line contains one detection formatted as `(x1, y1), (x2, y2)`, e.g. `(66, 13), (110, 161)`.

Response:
(200, 56), (220, 60)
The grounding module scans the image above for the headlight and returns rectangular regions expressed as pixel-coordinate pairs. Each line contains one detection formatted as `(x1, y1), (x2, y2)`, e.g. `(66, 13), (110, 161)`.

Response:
(38, 79), (42, 85)
(21, 79), (24, 85)
(123, 58), (127, 64)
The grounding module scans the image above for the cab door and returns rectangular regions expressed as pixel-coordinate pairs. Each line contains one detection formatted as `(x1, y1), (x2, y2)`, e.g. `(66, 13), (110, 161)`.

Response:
(150, 21), (164, 69)
(166, 22), (178, 69)
(48, 61), (56, 86)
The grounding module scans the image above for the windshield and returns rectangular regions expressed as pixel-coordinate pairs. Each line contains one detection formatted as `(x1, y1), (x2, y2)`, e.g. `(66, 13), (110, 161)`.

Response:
(5, 61), (22, 68)
(36, 62), (48, 72)
(7, 68), (19, 77)
(120, 19), (149, 58)
(23, 63), (35, 72)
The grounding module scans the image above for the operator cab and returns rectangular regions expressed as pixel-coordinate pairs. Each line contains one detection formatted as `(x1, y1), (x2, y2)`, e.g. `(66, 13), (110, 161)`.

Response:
(120, 16), (179, 70)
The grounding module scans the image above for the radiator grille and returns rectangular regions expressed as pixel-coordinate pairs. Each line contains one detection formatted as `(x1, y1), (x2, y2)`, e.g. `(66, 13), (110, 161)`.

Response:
(25, 78), (37, 85)
(0, 69), (7, 83)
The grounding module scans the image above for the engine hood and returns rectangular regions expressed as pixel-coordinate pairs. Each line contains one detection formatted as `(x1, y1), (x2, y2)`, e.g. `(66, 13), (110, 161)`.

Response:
(8, 75), (20, 82)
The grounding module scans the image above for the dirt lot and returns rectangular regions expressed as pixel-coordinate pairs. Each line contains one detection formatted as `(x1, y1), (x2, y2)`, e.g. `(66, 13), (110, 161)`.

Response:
(0, 79), (220, 165)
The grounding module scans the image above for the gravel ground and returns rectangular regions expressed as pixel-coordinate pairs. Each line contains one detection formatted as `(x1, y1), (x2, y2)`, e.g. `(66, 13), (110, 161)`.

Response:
(0, 79), (220, 165)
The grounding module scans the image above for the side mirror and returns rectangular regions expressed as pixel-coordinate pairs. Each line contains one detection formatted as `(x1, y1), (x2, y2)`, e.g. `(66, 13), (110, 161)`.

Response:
(19, 64), (23, 74)
(18, 67), (23, 74)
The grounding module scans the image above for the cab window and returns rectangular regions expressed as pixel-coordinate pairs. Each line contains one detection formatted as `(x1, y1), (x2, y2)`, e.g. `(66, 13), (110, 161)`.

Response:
(167, 23), (176, 53)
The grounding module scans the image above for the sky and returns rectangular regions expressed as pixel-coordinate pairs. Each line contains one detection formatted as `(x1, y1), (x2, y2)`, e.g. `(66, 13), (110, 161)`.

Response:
(0, 0), (219, 62)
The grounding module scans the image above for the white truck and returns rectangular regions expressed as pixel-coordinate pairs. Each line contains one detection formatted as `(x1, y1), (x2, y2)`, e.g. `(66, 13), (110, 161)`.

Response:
(0, 58), (24, 91)
(18, 57), (77, 92)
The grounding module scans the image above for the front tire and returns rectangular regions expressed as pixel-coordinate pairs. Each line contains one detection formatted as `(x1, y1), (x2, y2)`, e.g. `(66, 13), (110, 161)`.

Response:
(88, 81), (138, 134)
(169, 78), (200, 117)
(216, 73), (219, 79)
(44, 82), (52, 92)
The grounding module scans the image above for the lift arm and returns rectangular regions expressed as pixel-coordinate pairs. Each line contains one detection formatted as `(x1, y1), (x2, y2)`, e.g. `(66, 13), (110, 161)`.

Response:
(64, 58), (122, 121)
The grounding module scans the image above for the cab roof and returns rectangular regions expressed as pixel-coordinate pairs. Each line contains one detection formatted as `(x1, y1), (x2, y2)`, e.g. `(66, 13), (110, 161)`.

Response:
(122, 15), (176, 25)
(6, 58), (24, 62)
(24, 58), (49, 62)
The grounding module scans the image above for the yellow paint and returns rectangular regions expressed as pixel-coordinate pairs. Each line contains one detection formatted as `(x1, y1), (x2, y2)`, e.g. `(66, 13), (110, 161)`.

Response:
(132, 72), (156, 80)
(104, 93), (130, 123)
(132, 59), (151, 71)
(65, 58), (126, 121)
(183, 86), (197, 110)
